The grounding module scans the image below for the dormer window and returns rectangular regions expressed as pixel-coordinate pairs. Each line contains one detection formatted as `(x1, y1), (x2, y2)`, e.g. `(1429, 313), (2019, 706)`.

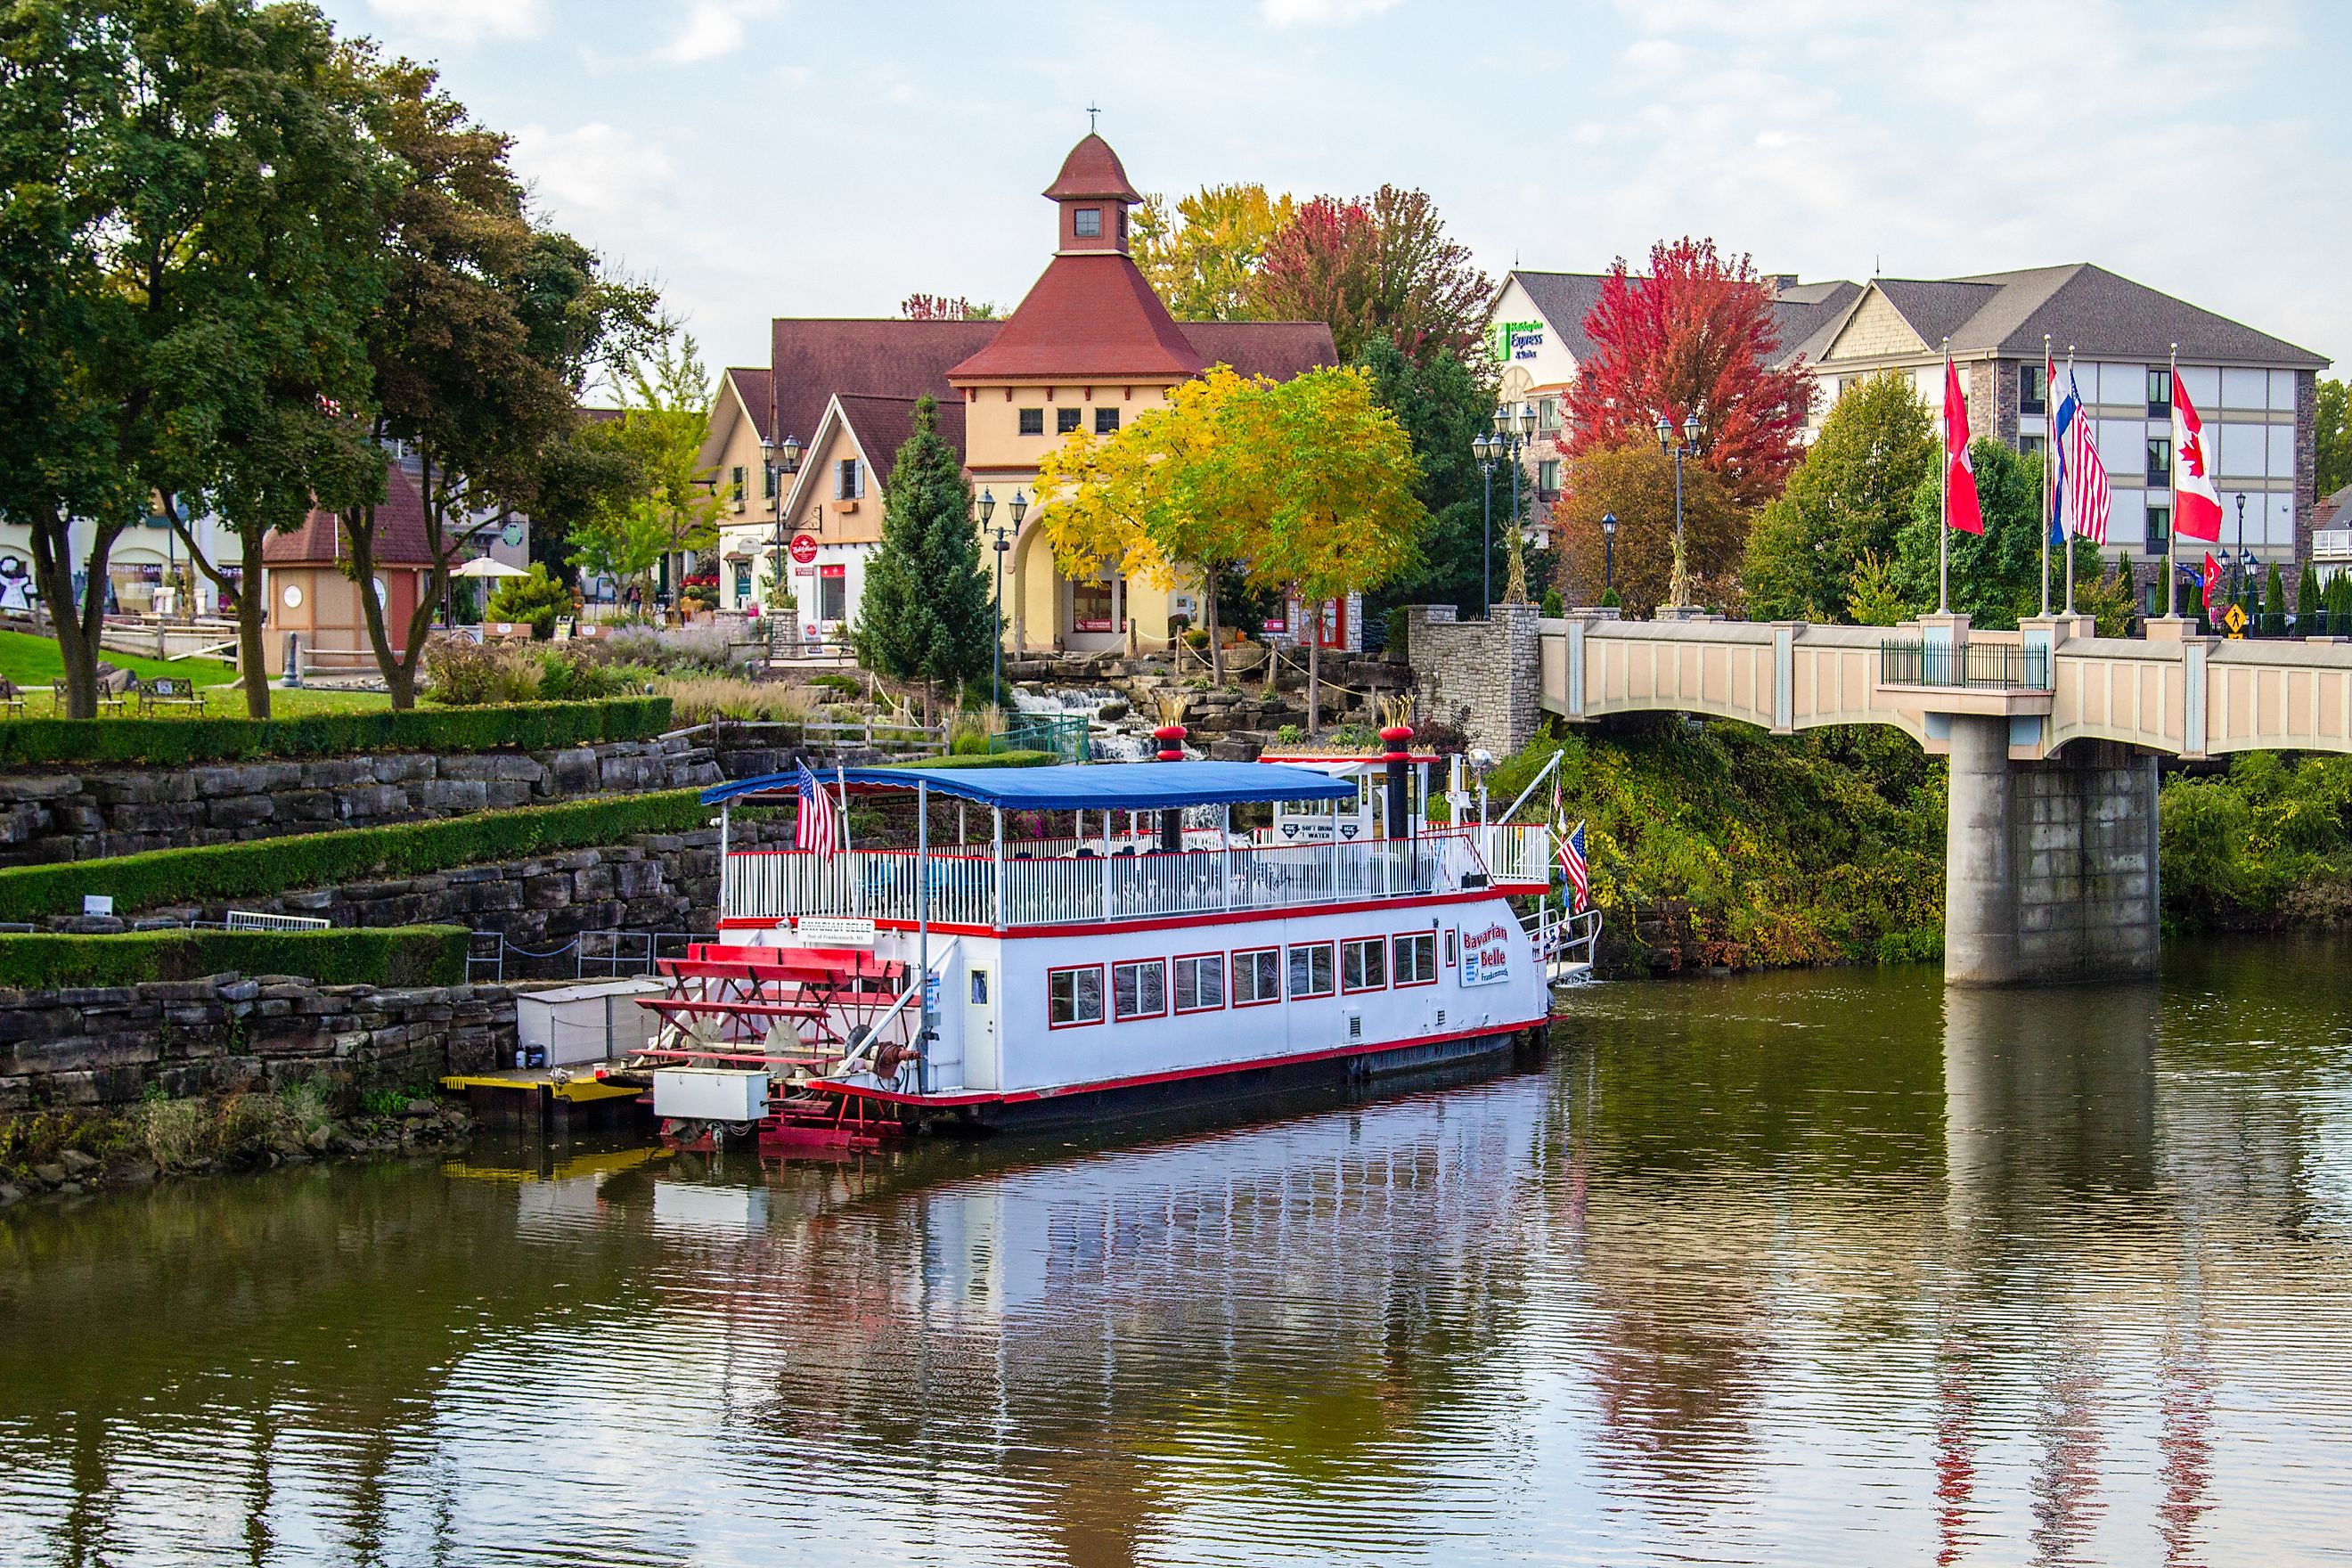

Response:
(1072, 208), (1102, 238)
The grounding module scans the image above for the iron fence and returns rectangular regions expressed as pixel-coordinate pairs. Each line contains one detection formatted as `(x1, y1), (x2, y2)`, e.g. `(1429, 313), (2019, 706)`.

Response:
(1878, 640), (2051, 691)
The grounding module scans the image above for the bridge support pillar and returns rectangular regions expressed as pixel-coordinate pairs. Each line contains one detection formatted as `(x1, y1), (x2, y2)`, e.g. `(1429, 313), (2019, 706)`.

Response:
(1945, 717), (2160, 987)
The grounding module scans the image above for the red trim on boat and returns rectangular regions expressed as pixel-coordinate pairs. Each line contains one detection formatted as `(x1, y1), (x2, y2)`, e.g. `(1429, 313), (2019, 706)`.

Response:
(714, 885), (1546, 938)
(813, 1017), (1548, 1109)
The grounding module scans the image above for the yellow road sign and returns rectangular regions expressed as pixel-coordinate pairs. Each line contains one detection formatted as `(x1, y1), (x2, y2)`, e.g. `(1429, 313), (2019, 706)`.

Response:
(2223, 602), (2249, 637)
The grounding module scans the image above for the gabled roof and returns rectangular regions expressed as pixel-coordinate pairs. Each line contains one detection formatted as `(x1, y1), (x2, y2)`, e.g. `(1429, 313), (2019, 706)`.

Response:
(1808, 265), (2328, 367)
(1042, 133), (1141, 202)
(947, 253), (1207, 382)
(1181, 320), (1339, 381)
(723, 367), (772, 441)
(265, 462), (435, 567)
(772, 392), (969, 533)
(768, 319), (1000, 452)
(1506, 270), (1857, 368)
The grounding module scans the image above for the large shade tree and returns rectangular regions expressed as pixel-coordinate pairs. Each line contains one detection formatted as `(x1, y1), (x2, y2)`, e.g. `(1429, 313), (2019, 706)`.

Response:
(1742, 372), (1938, 623)
(1252, 185), (1490, 366)
(1552, 445), (1746, 619)
(1132, 184), (1295, 323)
(1561, 237), (1816, 509)
(1352, 336), (1494, 625)
(565, 331), (724, 611)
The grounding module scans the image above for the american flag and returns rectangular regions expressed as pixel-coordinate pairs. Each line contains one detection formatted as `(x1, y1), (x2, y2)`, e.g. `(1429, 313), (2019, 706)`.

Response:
(795, 761), (838, 855)
(1557, 820), (1589, 913)
(2054, 369), (2111, 546)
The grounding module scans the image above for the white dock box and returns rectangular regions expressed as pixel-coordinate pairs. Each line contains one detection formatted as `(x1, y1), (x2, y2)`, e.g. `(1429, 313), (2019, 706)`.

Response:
(654, 1067), (770, 1123)
(516, 978), (667, 1067)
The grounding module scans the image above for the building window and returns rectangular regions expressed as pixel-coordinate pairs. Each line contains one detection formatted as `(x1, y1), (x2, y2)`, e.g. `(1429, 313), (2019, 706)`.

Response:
(1173, 952), (1224, 1013)
(2021, 433), (2047, 460)
(2147, 367), (2173, 416)
(1537, 459), (1561, 493)
(817, 566), (846, 622)
(730, 465), (747, 505)
(732, 561), (752, 603)
(1232, 947), (1281, 1007)
(1341, 936), (1386, 993)
(2147, 505), (2171, 557)
(1393, 932), (1437, 987)
(1071, 576), (1115, 633)
(1095, 406), (1120, 435)
(762, 463), (777, 500)
(1287, 942), (1335, 1000)
(1538, 396), (1560, 430)
(1057, 407), (1082, 435)
(1049, 965), (1104, 1028)
(1073, 207), (1102, 238)
(1118, 207), (1128, 241)
(2146, 437), (2172, 487)
(1019, 407), (1044, 436)
(1113, 959), (1165, 1022)
(2021, 363), (2046, 415)
(837, 458), (860, 499)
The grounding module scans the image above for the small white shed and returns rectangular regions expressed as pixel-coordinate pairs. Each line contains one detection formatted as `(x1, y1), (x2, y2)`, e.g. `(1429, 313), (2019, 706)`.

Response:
(516, 978), (667, 1068)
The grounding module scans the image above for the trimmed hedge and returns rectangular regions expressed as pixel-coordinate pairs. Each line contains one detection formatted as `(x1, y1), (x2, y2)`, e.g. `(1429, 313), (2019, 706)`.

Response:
(879, 750), (1057, 770)
(0, 789), (708, 919)
(0, 696), (672, 769)
(0, 925), (469, 990)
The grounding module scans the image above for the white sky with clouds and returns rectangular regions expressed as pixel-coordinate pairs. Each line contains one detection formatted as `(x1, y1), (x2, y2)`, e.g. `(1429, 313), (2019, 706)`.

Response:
(323, 0), (2350, 379)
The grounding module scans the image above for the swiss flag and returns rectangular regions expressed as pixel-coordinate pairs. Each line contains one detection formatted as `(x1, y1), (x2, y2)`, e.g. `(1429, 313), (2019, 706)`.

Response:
(1943, 357), (1983, 535)
(2172, 371), (2225, 542)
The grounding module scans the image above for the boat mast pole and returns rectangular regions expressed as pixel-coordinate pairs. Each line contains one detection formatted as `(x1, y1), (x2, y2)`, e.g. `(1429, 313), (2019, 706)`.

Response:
(916, 778), (930, 1096)
(992, 804), (1003, 929)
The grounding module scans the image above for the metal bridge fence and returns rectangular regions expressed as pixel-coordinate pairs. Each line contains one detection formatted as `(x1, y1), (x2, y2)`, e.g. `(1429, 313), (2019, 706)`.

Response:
(1877, 640), (2052, 691)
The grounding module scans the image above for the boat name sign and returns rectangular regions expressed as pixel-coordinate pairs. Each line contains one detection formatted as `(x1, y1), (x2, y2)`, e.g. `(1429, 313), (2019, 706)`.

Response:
(796, 916), (877, 947)
(1458, 920), (1511, 986)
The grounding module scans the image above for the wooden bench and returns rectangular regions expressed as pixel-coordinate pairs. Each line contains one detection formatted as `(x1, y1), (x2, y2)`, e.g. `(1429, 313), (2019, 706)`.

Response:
(134, 676), (206, 715)
(0, 679), (23, 717)
(53, 678), (124, 715)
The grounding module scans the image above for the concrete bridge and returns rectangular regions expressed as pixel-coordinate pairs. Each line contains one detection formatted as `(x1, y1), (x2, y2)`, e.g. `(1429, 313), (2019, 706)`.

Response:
(1408, 605), (2352, 986)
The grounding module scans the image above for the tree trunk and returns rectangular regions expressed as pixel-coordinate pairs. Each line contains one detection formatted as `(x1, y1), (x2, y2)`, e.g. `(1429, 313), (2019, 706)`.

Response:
(237, 531), (272, 718)
(1307, 633), (1320, 739)
(1205, 564), (1225, 687)
(346, 505), (406, 709)
(25, 504), (105, 718)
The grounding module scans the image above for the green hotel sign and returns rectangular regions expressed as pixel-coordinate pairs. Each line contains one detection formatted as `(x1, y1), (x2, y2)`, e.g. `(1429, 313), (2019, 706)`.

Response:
(1493, 320), (1544, 363)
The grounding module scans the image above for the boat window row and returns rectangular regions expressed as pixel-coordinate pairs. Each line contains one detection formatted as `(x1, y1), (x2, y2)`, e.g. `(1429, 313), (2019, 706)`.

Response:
(1048, 932), (1440, 1028)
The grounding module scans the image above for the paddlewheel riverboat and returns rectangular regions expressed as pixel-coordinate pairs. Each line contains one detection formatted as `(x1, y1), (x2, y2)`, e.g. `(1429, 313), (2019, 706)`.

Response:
(632, 742), (1596, 1150)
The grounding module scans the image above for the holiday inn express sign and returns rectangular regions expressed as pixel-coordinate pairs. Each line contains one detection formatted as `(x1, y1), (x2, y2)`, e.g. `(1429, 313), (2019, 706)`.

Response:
(1493, 320), (1544, 363)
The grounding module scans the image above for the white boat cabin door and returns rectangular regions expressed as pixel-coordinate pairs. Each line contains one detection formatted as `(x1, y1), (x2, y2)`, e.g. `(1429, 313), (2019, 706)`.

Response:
(961, 955), (999, 1090)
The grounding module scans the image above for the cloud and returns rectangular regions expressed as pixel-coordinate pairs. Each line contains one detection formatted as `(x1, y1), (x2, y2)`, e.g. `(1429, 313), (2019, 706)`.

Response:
(1261, 0), (1403, 26)
(510, 122), (678, 224)
(364, 0), (546, 44)
(659, 0), (782, 63)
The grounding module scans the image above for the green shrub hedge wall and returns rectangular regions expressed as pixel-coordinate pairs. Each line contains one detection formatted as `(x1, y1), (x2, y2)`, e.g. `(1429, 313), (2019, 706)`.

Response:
(0, 789), (708, 919)
(0, 697), (672, 769)
(877, 750), (1056, 770)
(0, 925), (469, 990)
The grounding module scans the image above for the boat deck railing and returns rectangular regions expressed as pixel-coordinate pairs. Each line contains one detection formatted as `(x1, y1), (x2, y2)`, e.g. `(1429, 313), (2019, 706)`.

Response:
(722, 824), (1554, 928)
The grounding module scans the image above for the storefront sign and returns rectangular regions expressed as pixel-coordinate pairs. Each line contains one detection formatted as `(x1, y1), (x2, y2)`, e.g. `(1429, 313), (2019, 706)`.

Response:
(1493, 318), (1544, 363)
(818, 564), (845, 579)
(1074, 618), (1115, 633)
(789, 533), (820, 565)
(1458, 919), (1512, 986)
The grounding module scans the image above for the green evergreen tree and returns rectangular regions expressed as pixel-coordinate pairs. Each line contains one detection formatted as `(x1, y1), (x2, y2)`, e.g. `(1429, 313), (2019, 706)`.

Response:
(1889, 442), (2096, 628)
(853, 395), (996, 706)
(2298, 564), (2322, 630)
(1351, 335), (1492, 619)
(2263, 560), (2286, 634)
(1744, 372), (1937, 622)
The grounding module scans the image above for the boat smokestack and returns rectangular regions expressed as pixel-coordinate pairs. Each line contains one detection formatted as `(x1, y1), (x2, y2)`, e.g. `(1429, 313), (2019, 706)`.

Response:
(1380, 706), (1414, 840)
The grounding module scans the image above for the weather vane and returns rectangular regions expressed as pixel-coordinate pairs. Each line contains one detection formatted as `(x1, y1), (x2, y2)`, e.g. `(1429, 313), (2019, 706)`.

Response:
(1087, 102), (1100, 133)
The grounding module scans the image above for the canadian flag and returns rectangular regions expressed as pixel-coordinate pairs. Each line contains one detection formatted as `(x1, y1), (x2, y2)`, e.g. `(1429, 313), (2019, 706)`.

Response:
(2172, 370), (2225, 542)
(1943, 356), (1983, 535)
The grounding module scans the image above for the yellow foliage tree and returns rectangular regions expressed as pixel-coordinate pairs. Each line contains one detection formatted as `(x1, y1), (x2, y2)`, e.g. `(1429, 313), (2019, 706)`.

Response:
(1132, 184), (1296, 322)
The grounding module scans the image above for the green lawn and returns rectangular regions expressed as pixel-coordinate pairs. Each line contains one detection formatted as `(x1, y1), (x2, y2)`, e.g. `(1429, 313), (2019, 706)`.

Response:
(0, 629), (397, 716)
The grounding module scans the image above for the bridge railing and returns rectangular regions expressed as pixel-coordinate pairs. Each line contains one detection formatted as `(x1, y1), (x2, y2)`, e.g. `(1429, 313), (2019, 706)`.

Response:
(1879, 640), (2051, 691)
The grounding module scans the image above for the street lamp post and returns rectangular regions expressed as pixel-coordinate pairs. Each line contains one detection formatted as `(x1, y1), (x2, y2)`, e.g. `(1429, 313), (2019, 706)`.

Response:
(1654, 411), (1703, 610)
(2234, 493), (2248, 618)
(758, 432), (803, 636)
(1473, 404), (1539, 613)
(1601, 511), (1618, 600)
(1473, 434), (1496, 617)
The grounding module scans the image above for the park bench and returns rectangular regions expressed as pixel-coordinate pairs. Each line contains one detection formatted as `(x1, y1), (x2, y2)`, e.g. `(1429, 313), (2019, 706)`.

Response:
(134, 676), (206, 716)
(0, 679), (23, 717)
(53, 678), (125, 715)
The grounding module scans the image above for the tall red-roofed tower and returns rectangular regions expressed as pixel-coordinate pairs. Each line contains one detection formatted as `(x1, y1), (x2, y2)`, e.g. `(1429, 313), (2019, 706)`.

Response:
(1046, 133), (1141, 255)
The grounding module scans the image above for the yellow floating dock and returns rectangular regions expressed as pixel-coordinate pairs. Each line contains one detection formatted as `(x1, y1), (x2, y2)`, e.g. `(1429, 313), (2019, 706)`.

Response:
(439, 1067), (648, 1131)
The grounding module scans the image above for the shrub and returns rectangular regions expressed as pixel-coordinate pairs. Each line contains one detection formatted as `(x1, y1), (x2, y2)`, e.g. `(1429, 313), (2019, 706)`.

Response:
(423, 637), (543, 706)
(1540, 588), (1564, 617)
(0, 697), (672, 767)
(604, 623), (747, 674)
(536, 648), (642, 701)
(485, 564), (573, 639)
(657, 676), (814, 725)
(0, 791), (707, 918)
(0, 926), (469, 988)
(878, 749), (1054, 770)
(1384, 605), (1410, 663)
(812, 672), (862, 698)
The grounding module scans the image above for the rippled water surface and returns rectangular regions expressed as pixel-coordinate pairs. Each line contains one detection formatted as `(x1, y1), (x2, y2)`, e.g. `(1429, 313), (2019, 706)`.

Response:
(6, 939), (2352, 1566)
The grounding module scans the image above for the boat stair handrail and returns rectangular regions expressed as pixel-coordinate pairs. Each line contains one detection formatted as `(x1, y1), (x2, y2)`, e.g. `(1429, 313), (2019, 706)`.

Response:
(1524, 902), (1603, 984)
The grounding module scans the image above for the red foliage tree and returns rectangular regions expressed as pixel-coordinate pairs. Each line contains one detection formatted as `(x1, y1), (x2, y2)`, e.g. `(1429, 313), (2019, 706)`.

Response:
(1561, 238), (1816, 508)
(1252, 185), (1490, 366)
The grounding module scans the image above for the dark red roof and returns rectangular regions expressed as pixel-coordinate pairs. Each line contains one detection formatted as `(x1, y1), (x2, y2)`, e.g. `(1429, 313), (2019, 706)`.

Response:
(834, 393), (968, 488)
(1042, 133), (1140, 202)
(264, 463), (435, 567)
(1181, 320), (1340, 381)
(768, 319), (998, 458)
(722, 368), (772, 439)
(947, 254), (1205, 382)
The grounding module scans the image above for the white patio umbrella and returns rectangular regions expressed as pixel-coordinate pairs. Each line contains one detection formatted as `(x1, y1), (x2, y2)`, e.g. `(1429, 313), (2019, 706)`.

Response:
(453, 556), (529, 579)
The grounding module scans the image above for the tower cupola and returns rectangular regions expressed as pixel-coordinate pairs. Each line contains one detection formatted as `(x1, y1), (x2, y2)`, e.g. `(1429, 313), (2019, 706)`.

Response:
(1044, 132), (1141, 256)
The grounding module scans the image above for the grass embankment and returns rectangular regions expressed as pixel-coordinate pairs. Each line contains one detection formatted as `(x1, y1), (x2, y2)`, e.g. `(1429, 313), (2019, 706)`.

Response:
(2159, 753), (2352, 929)
(0, 627), (239, 690)
(1495, 717), (1948, 970)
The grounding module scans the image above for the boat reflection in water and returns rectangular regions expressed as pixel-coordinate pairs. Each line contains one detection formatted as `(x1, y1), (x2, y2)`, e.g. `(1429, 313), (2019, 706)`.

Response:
(4, 946), (2352, 1566)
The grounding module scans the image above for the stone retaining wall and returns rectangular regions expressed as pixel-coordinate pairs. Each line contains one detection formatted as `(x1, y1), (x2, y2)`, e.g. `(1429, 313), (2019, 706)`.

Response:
(1407, 604), (1542, 755)
(0, 735), (727, 867)
(0, 973), (520, 1114)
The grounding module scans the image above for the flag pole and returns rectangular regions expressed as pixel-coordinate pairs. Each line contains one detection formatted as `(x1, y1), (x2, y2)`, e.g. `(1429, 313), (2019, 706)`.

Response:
(2063, 345), (2078, 617)
(2167, 342), (2180, 621)
(2039, 333), (2053, 617)
(1939, 338), (1950, 615)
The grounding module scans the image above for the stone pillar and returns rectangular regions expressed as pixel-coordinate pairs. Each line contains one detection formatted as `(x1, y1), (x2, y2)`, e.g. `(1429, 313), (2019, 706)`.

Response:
(1944, 714), (2021, 985)
(1404, 603), (1542, 755)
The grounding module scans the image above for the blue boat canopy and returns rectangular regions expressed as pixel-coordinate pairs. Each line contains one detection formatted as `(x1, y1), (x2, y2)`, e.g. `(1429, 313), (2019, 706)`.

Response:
(704, 760), (1361, 812)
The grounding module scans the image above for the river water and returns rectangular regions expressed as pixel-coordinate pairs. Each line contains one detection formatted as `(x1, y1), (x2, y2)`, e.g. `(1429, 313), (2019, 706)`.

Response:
(4, 939), (2351, 1566)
